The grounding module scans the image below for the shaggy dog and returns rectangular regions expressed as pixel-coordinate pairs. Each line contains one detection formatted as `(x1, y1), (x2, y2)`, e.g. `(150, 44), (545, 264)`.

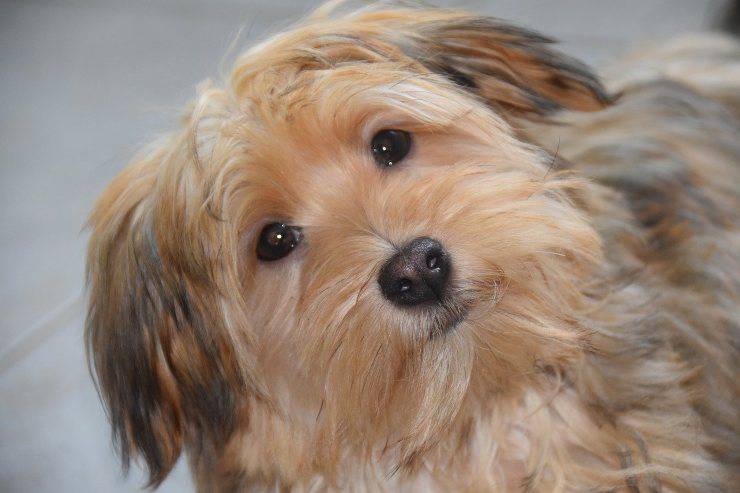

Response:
(85, 3), (740, 491)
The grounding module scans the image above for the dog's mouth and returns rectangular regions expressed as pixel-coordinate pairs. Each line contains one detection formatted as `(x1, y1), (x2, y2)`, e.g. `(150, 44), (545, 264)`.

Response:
(428, 300), (470, 338)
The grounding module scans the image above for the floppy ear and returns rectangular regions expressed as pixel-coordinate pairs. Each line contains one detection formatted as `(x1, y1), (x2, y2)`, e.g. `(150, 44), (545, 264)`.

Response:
(85, 137), (246, 487)
(431, 21), (609, 116)
(358, 8), (612, 118)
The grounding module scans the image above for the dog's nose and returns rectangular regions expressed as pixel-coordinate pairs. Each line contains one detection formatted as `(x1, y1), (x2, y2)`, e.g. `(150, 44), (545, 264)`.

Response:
(378, 237), (451, 306)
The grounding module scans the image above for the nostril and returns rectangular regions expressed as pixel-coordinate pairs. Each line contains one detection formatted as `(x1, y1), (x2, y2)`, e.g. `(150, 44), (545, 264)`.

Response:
(426, 252), (440, 270)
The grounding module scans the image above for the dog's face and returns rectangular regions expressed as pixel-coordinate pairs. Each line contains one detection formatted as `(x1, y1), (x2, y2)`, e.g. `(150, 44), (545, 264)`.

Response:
(86, 6), (608, 485)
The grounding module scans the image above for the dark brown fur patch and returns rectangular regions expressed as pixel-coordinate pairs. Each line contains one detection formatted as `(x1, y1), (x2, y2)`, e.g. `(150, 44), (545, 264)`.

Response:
(85, 149), (246, 486)
(411, 16), (612, 116)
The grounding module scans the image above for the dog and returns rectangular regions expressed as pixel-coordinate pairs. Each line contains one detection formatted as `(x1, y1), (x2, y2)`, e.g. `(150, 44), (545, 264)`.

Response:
(85, 2), (740, 491)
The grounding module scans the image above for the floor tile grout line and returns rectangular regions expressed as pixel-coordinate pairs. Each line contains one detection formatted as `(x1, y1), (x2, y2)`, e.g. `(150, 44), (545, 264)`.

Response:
(0, 291), (85, 375)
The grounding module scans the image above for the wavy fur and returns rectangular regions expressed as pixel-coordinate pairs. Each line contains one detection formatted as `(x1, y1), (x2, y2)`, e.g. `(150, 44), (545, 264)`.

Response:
(86, 3), (739, 491)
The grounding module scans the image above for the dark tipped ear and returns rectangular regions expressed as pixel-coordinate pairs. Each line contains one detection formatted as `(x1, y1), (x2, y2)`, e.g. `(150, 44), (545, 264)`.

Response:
(85, 145), (243, 487)
(405, 13), (612, 118)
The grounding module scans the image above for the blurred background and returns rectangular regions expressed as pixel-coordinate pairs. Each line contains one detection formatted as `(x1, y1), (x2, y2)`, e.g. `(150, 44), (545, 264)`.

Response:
(0, 0), (734, 491)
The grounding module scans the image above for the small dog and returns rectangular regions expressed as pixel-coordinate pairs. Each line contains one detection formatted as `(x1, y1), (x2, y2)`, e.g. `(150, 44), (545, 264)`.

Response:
(86, 2), (740, 491)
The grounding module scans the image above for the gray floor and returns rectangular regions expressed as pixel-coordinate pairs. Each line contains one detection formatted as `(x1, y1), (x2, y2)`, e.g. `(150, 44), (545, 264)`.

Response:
(0, 1), (730, 491)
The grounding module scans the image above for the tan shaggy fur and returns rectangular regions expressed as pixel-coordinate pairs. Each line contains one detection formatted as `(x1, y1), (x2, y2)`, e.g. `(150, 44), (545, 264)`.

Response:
(85, 2), (740, 491)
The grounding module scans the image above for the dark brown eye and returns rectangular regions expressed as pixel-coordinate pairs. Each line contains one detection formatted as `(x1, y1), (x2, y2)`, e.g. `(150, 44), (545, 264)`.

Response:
(371, 129), (412, 167)
(256, 223), (303, 261)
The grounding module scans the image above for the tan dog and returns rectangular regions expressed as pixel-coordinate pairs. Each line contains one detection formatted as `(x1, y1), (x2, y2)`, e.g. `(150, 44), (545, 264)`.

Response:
(85, 3), (740, 491)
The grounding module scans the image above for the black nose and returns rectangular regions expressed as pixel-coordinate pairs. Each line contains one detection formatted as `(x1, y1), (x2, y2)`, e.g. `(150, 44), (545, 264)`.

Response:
(378, 237), (451, 307)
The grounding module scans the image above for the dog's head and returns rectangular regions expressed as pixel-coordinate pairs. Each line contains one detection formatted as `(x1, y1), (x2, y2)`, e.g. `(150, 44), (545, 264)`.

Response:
(86, 4), (608, 485)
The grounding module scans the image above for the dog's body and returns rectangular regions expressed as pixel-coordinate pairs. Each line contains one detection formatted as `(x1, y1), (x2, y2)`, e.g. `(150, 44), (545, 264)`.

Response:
(86, 4), (740, 491)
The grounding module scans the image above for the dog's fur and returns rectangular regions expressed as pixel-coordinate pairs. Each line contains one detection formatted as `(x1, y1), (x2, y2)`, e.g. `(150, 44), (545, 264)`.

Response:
(85, 3), (740, 491)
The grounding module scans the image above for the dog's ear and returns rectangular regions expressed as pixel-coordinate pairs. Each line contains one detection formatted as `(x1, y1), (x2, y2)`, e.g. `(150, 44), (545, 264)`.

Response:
(355, 9), (611, 118)
(85, 136), (245, 487)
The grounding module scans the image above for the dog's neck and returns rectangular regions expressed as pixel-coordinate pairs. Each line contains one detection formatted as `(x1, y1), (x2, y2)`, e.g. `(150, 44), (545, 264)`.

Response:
(191, 364), (621, 491)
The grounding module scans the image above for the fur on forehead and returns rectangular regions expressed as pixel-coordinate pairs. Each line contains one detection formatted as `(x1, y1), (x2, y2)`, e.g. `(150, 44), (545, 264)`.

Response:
(229, 3), (609, 121)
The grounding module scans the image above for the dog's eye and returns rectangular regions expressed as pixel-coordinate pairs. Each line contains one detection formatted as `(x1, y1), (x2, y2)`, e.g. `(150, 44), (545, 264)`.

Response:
(256, 223), (303, 261)
(371, 129), (412, 168)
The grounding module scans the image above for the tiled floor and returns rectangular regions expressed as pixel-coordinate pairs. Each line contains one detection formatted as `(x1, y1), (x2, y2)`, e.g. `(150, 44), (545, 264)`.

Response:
(0, 0), (730, 491)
